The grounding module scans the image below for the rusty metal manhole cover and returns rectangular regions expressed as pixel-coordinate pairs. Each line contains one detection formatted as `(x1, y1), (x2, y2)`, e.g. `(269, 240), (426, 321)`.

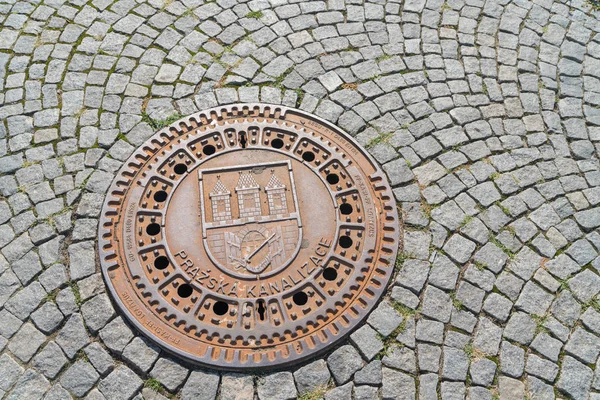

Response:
(99, 104), (400, 369)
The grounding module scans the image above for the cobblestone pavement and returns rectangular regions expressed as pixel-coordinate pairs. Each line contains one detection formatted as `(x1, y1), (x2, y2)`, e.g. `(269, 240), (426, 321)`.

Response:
(1, 0), (600, 398)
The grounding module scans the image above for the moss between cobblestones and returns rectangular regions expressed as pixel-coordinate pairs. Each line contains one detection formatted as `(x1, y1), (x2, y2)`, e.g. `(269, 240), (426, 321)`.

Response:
(297, 383), (330, 400)
(143, 378), (164, 392)
(76, 349), (89, 362)
(43, 289), (59, 304)
(586, 0), (600, 11)
(448, 290), (463, 311)
(459, 215), (474, 228)
(556, 278), (570, 293)
(68, 281), (82, 306)
(365, 131), (394, 149)
(583, 298), (600, 313)
(141, 112), (184, 131)
(245, 11), (264, 19)
(391, 301), (416, 319)
(532, 314), (550, 335)
(474, 261), (488, 271)
(488, 234), (516, 259)
(394, 251), (410, 271)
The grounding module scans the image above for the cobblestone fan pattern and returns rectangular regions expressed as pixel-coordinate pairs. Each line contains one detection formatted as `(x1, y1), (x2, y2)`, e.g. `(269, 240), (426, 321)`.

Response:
(0, 0), (600, 398)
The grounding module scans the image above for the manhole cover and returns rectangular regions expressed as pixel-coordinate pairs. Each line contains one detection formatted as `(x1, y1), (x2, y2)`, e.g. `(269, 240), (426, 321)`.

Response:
(99, 104), (401, 369)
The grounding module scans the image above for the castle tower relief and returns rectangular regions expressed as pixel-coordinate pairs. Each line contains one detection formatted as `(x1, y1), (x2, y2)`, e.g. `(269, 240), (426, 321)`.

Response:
(209, 176), (231, 222)
(236, 171), (261, 218)
(265, 170), (288, 215)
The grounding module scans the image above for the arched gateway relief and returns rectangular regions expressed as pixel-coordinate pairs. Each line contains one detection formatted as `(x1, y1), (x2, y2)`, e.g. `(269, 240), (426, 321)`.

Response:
(98, 104), (401, 369)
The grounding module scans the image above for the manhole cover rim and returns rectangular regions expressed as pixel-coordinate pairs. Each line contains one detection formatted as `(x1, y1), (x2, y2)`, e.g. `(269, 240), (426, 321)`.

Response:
(98, 103), (401, 370)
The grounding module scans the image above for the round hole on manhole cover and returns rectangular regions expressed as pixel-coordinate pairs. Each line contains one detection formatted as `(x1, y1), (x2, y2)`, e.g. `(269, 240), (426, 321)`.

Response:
(99, 104), (401, 370)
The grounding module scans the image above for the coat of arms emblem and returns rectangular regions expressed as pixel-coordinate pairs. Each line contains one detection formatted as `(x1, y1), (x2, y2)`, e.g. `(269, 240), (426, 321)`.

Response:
(198, 161), (302, 276)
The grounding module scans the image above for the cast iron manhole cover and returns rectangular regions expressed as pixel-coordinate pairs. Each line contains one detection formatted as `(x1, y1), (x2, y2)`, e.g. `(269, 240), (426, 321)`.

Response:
(99, 104), (401, 369)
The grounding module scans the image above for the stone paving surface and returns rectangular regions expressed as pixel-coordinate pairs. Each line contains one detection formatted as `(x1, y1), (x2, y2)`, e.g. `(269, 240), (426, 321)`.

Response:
(1, 0), (600, 398)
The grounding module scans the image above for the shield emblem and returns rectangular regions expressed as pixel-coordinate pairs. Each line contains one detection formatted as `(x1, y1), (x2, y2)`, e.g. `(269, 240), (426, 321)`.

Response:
(198, 161), (302, 276)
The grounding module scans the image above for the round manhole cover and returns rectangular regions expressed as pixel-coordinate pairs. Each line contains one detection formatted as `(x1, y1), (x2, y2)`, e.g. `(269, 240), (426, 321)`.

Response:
(99, 104), (401, 369)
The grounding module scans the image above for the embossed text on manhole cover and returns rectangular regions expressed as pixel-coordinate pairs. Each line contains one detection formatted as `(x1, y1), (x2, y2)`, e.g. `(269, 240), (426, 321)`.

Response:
(99, 104), (400, 369)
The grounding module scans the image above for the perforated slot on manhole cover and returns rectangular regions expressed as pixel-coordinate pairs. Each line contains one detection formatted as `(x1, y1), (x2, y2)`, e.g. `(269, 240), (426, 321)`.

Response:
(99, 104), (401, 369)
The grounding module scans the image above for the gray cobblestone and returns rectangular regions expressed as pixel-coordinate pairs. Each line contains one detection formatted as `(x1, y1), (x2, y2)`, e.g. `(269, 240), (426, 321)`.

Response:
(257, 371), (296, 400)
(99, 316), (133, 355)
(220, 373), (253, 400)
(293, 359), (330, 395)
(327, 345), (363, 385)
(0, 354), (23, 392)
(60, 360), (99, 397)
(98, 366), (143, 400)
(84, 342), (114, 376)
(150, 357), (189, 392)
